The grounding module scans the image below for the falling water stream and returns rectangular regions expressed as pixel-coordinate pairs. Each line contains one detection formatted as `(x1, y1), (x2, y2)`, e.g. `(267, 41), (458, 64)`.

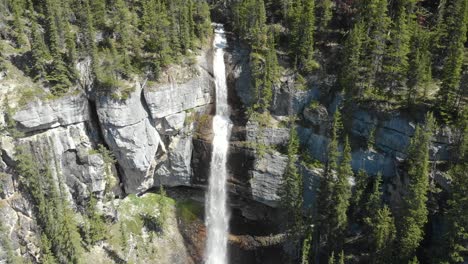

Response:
(205, 24), (231, 264)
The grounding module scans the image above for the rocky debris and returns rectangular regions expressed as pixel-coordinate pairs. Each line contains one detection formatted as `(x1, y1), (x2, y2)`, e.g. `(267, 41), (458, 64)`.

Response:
(13, 92), (89, 133)
(97, 84), (162, 194)
(250, 151), (288, 207)
(229, 233), (287, 250)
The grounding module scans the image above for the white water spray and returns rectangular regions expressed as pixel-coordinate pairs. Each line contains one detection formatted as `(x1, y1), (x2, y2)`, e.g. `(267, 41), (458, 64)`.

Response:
(205, 24), (231, 264)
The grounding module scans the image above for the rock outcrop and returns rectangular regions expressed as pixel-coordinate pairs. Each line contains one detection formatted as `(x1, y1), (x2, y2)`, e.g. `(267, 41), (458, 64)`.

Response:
(97, 84), (162, 194)
(13, 93), (90, 133)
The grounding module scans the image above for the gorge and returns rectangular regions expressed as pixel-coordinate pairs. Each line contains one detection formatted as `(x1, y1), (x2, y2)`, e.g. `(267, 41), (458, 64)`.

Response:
(0, 1), (467, 264)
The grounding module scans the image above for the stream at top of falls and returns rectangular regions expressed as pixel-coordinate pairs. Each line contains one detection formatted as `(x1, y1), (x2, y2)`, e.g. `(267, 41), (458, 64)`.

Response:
(205, 24), (231, 264)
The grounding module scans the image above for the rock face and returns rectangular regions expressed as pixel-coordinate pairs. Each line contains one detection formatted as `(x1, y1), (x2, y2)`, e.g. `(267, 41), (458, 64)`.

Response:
(144, 49), (215, 188)
(249, 152), (288, 207)
(19, 123), (110, 201)
(144, 70), (214, 119)
(97, 84), (162, 194)
(13, 93), (90, 133)
(246, 121), (289, 146)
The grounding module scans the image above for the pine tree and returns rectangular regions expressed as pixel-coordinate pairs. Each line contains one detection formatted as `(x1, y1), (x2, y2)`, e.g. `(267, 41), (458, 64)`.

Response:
(328, 251), (335, 264)
(84, 194), (107, 245)
(252, 0), (268, 50)
(350, 169), (368, 219)
(397, 113), (435, 260)
(167, 1), (182, 57)
(30, 17), (50, 81)
(297, 0), (317, 72)
(40, 234), (58, 264)
(91, 0), (106, 29)
(364, 173), (383, 220)
(280, 126), (303, 232)
(317, 0), (332, 31)
(380, 3), (411, 99)
(317, 110), (343, 253)
(437, 0), (468, 115)
(338, 250), (345, 264)
(407, 25), (432, 104)
(114, 0), (133, 75)
(193, 1), (211, 43)
(359, 0), (391, 94)
(301, 228), (313, 264)
(64, 22), (77, 65)
(260, 31), (279, 111)
(340, 21), (365, 98)
(331, 136), (352, 244)
(11, 0), (27, 46)
(371, 205), (396, 263)
(443, 110), (468, 263)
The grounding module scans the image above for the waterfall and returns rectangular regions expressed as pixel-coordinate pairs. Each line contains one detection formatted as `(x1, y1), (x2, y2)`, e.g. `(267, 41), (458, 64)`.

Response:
(205, 24), (231, 264)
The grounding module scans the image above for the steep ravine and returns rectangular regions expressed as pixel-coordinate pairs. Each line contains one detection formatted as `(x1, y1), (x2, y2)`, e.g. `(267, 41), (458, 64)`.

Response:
(0, 24), (460, 263)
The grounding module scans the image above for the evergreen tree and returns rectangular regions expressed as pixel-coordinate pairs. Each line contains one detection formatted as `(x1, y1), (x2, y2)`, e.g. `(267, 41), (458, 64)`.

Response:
(301, 227), (313, 264)
(338, 250), (345, 264)
(317, 110), (343, 254)
(11, 0), (27, 46)
(443, 110), (468, 263)
(296, 0), (317, 72)
(359, 0), (391, 94)
(364, 173), (383, 220)
(114, 0), (133, 75)
(351, 169), (368, 219)
(380, 3), (411, 99)
(371, 205), (396, 263)
(437, 0), (468, 114)
(252, 0), (268, 50)
(328, 251), (335, 264)
(84, 194), (107, 245)
(407, 25), (432, 104)
(193, 1), (211, 43)
(280, 126), (302, 232)
(340, 21), (365, 98)
(397, 113), (435, 260)
(261, 31), (279, 111)
(91, 0), (106, 29)
(331, 136), (352, 244)
(64, 22), (77, 66)
(40, 234), (58, 264)
(316, 0), (332, 31)
(30, 17), (50, 81)
(363, 174), (396, 263)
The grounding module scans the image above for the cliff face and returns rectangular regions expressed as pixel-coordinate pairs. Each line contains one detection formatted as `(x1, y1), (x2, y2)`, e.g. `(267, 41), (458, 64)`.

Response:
(0, 45), (216, 262)
(0, 28), (460, 263)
